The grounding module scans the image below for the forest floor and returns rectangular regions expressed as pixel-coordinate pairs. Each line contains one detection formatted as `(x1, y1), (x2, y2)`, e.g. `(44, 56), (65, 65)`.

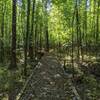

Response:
(58, 52), (100, 100)
(0, 52), (100, 100)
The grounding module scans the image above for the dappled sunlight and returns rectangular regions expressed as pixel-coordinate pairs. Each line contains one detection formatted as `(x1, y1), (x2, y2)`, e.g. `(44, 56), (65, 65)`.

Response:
(0, 0), (100, 99)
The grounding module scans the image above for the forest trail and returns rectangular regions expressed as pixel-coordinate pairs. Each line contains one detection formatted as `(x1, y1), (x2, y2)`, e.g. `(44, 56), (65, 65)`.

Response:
(17, 54), (81, 100)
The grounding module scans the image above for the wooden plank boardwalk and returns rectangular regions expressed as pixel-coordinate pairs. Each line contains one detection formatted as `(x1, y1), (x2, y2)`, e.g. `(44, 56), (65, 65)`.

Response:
(17, 54), (81, 100)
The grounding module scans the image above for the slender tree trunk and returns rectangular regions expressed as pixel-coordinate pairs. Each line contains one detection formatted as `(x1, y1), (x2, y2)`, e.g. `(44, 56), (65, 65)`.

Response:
(44, 0), (49, 52)
(24, 0), (30, 76)
(71, 5), (75, 79)
(0, 5), (4, 63)
(85, 0), (87, 55)
(29, 0), (35, 60)
(95, 0), (99, 58)
(10, 0), (17, 69)
(39, 26), (42, 50)
(8, 0), (17, 100)
(34, 23), (38, 57)
(76, 0), (80, 63)
(45, 25), (49, 51)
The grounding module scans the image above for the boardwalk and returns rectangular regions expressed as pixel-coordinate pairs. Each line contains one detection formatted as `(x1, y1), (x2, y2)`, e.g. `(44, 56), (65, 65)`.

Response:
(18, 54), (80, 100)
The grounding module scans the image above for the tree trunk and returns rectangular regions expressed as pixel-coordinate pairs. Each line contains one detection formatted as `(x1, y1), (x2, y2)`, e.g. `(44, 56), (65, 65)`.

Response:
(8, 0), (17, 99)
(24, 0), (30, 76)
(10, 0), (17, 69)
(0, 6), (4, 63)
(29, 0), (35, 60)
(45, 25), (49, 52)
(95, 0), (100, 58)
(76, 0), (80, 63)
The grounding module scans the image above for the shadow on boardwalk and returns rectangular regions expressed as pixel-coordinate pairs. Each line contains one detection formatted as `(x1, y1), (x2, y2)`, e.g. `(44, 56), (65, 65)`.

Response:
(17, 54), (79, 100)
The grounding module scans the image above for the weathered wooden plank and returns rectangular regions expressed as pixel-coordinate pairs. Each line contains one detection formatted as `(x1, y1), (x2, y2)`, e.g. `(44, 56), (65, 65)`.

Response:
(17, 54), (81, 100)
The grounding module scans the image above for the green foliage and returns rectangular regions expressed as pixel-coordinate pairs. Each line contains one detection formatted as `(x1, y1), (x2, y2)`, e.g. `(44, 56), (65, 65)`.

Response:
(0, 67), (9, 92)
(0, 66), (23, 93)
(0, 0), (99, 51)
(0, 0), (100, 99)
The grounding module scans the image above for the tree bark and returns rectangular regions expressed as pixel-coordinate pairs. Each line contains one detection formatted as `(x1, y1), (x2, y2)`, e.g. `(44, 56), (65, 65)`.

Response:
(24, 0), (30, 76)
(10, 0), (17, 69)
(0, 3), (5, 63)
(29, 0), (35, 60)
